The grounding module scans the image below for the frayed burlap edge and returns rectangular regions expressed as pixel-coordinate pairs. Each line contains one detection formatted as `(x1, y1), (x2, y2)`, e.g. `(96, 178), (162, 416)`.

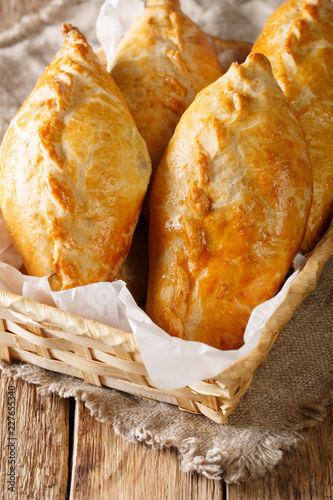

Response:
(0, 359), (331, 483)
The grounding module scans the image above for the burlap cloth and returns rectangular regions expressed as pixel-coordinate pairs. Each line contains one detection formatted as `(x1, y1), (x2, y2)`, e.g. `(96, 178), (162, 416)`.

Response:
(0, 0), (332, 483)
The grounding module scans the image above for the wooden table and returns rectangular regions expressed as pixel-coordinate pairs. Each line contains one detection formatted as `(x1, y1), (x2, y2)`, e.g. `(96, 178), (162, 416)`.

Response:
(0, 1), (332, 498)
(0, 370), (332, 499)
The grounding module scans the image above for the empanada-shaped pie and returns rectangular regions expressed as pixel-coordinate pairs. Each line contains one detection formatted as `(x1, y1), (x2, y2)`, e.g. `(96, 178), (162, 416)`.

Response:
(0, 24), (151, 291)
(252, 0), (333, 253)
(146, 53), (312, 351)
(108, 0), (223, 217)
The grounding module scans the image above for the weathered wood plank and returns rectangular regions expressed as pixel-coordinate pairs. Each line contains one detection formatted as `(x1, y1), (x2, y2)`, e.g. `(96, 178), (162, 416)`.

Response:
(0, 371), (69, 499)
(227, 405), (333, 500)
(69, 400), (224, 500)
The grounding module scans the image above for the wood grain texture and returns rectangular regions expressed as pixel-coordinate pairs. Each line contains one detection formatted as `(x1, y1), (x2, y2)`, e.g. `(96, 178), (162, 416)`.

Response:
(227, 405), (333, 500)
(69, 400), (224, 500)
(0, 371), (69, 499)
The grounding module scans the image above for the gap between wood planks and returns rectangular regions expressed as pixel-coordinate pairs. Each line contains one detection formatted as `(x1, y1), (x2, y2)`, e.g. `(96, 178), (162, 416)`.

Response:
(68, 399), (224, 499)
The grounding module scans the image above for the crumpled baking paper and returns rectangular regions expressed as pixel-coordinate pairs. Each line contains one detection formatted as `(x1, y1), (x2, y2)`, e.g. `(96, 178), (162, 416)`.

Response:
(0, 211), (304, 390)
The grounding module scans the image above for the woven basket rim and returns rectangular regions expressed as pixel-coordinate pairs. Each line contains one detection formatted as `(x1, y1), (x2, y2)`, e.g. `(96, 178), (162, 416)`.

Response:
(0, 220), (332, 383)
(0, 287), (132, 343)
(0, 222), (331, 424)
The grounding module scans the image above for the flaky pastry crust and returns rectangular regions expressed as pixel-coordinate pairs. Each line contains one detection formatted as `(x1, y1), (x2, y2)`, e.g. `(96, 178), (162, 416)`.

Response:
(252, 0), (333, 253)
(0, 24), (151, 290)
(108, 0), (223, 218)
(146, 53), (312, 351)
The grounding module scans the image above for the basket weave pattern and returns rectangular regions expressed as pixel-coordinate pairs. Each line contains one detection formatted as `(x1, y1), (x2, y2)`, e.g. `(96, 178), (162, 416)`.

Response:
(0, 221), (332, 423)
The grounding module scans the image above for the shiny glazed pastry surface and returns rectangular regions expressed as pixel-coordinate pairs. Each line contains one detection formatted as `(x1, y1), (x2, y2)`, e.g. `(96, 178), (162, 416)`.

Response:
(252, 0), (333, 253)
(0, 24), (151, 291)
(108, 0), (223, 179)
(146, 53), (312, 351)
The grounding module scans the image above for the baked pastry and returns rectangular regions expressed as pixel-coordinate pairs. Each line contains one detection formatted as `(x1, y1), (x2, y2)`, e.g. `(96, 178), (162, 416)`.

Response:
(146, 53), (312, 351)
(108, 0), (223, 218)
(0, 24), (151, 291)
(252, 0), (333, 253)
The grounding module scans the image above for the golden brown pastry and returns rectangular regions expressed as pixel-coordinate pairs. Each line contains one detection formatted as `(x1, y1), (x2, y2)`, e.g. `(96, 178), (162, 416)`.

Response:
(252, 0), (333, 253)
(0, 24), (151, 291)
(146, 53), (312, 351)
(108, 0), (223, 218)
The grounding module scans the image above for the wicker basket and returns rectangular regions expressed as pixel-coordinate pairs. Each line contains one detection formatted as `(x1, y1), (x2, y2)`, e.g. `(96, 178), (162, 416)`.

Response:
(0, 38), (332, 423)
(0, 221), (332, 423)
